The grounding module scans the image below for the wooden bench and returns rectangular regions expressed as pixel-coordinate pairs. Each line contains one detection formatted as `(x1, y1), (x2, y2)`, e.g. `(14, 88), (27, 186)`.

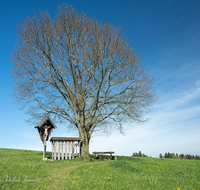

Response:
(93, 151), (116, 160)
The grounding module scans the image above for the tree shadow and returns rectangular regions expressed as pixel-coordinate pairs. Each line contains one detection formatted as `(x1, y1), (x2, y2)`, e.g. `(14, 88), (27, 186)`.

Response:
(36, 151), (52, 159)
(109, 160), (140, 173)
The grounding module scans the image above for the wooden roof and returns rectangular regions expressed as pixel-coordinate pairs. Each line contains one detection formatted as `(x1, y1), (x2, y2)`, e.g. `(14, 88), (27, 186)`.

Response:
(35, 116), (57, 142)
(50, 137), (82, 142)
(35, 116), (57, 129)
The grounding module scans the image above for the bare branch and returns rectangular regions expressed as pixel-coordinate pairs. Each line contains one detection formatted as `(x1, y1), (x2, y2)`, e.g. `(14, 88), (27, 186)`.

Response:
(11, 4), (156, 156)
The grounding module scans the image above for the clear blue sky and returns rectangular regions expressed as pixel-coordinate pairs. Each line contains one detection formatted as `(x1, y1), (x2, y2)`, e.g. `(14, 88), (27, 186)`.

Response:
(1, 0), (200, 157)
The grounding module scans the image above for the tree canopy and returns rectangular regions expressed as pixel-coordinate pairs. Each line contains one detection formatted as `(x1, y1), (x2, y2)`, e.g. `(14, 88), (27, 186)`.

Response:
(11, 4), (156, 156)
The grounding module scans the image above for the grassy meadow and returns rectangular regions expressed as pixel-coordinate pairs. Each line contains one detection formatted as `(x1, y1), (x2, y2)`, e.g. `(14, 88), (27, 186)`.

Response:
(0, 148), (200, 190)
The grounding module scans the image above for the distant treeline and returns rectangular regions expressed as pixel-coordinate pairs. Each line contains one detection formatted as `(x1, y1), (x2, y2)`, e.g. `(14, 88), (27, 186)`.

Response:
(159, 152), (200, 160)
(132, 151), (148, 157)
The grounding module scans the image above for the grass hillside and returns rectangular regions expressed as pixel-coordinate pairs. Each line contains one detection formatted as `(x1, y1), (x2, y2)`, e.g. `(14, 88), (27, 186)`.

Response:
(0, 148), (200, 190)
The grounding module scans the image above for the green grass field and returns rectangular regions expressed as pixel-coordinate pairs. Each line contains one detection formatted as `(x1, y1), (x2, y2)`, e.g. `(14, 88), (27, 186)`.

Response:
(0, 148), (200, 190)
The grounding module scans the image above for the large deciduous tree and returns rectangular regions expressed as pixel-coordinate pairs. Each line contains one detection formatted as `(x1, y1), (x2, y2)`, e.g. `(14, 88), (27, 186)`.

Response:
(11, 4), (156, 156)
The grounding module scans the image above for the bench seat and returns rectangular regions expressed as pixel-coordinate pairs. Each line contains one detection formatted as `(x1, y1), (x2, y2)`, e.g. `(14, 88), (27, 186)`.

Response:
(92, 151), (116, 160)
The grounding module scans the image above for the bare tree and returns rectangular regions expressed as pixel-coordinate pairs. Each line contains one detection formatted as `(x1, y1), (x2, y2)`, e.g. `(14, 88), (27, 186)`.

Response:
(11, 4), (156, 156)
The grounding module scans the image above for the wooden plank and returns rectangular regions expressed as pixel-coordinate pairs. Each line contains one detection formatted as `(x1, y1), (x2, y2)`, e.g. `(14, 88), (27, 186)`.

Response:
(93, 152), (115, 154)
(72, 141), (74, 159)
(63, 142), (65, 160)
(61, 142), (64, 160)
(75, 143), (78, 157)
(65, 141), (68, 159)
(58, 141), (60, 160)
(54, 141), (57, 160)
(69, 141), (71, 159)
(52, 141), (54, 160)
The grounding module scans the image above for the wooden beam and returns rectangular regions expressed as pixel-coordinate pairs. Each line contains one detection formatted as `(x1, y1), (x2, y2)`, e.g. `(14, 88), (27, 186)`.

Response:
(50, 137), (82, 141)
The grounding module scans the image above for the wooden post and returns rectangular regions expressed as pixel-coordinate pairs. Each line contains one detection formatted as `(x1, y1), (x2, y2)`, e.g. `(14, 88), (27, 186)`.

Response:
(65, 141), (68, 159)
(72, 141), (74, 159)
(52, 141), (54, 160)
(61, 142), (64, 160)
(75, 143), (78, 157)
(43, 134), (47, 160)
(58, 141), (60, 160)
(43, 140), (46, 159)
(69, 141), (71, 159)
(54, 141), (57, 160)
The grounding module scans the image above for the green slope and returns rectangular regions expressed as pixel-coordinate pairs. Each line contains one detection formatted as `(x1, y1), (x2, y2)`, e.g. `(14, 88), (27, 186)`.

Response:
(0, 149), (199, 190)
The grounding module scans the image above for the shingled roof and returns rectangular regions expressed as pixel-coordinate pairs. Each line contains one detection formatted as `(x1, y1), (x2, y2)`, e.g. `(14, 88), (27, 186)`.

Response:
(50, 137), (82, 142)
(35, 116), (57, 142)
(35, 116), (57, 129)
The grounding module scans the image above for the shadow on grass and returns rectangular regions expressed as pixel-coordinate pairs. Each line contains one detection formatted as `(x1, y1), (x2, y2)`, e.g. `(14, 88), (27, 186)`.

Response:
(117, 156), (149, 163)
(36, 151), (52, 159)
(109, 161), (140, 173)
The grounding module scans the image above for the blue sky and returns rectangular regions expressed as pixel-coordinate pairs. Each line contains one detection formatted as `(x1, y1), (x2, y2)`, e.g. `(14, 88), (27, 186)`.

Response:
(0, 0), (200, 157)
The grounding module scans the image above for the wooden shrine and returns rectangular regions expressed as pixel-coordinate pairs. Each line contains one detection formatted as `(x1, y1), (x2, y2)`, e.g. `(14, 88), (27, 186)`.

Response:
(50, 137), (82, 160)
(35, 116), (57, 160)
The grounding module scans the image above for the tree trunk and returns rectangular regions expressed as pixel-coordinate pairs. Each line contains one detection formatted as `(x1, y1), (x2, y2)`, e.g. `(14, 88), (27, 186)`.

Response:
(79, 130), (90, 157)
